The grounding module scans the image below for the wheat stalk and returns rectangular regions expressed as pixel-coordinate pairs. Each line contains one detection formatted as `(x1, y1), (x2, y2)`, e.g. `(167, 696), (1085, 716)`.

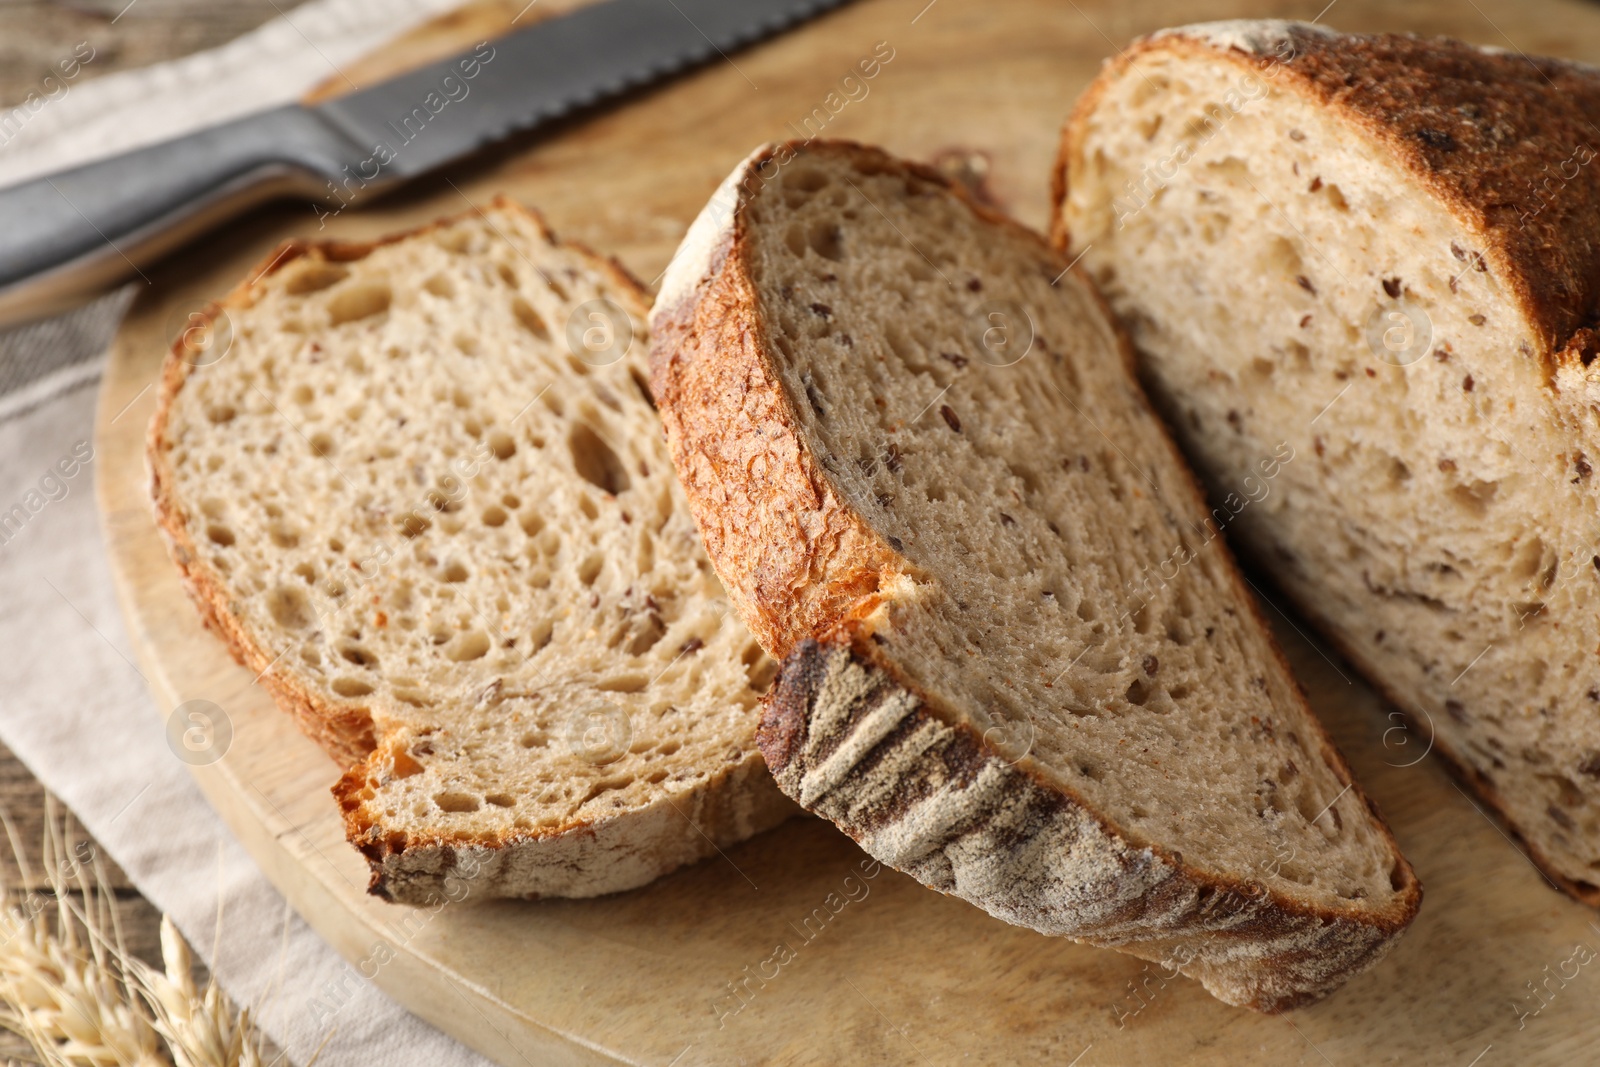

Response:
(0, 798), (272, 1067)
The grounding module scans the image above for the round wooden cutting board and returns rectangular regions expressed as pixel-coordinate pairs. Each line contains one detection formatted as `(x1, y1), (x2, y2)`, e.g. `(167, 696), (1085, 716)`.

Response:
(96, 0), (1600, 1062)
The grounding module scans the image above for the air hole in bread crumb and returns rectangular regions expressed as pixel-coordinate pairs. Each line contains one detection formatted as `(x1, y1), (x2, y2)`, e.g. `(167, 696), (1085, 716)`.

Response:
(485, 793), (516, 808)
(435, 792), (480, 813)
(626, 615), (665, 655)
(789, 168), (828, 193)
(747, 657), (777, 692)
(424, 274), (455, 299)
(454, 332), (479, 356)
(488, 430), (516, 460)
(423, 489), (457, 514)
(784, 223), (807, 257)
(1450, 479), (1498, 514)
(331, 677), (373, 697)
(309, 432), (334, 457)
(339, 643), (378, 668)
(206, 524), (235, 547)
(809, 222), (844, 261)
(531, 619), (554, 652)
(446, 630), (490, 662)
(657, 740), (681, 756)
(267, 585), (313, 629)
(578, 553), (603, 586)
(481, 505), (507, 527)
(512, 297), (550, 340)
(207, 404), (236, 424)
(440, 561), (469, 583)
(1125, 678), (1150, 706)
(597, 675), (648, 693)
(326, 280), (392, 325)
(286, 264), (349, 294)
(580, 778), (633, 805)
(398, 513), (431, 538)
(630, 369), (656, 410)
(570, 424), (630, 495)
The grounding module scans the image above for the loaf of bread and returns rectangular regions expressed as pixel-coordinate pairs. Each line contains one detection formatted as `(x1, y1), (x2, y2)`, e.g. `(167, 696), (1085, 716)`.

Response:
(650, 140), (1420, 1010)
(1055, 21), (1600, 905)
(148, 199), (793, 903)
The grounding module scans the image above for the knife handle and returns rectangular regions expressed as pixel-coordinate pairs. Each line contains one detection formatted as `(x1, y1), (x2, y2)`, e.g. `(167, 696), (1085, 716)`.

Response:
(0, 106), (358, 326)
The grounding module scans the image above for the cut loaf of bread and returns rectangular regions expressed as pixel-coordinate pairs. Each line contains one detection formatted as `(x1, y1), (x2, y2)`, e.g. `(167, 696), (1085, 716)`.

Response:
(650, 140), (1420, 1011)
(1056, 21), (1600, 905)
(148, 199), (792, 903)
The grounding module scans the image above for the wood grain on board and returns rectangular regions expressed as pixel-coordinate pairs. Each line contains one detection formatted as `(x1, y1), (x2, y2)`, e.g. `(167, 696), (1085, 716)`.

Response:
(97, 0), (1600, 1062)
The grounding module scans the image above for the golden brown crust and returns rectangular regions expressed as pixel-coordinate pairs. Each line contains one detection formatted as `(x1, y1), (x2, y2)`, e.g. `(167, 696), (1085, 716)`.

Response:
(648, 153), (903, 658)
(653, 139), (1420, 1008)
(147, 266), (375, 767)
(1054, 22), (1600, 365)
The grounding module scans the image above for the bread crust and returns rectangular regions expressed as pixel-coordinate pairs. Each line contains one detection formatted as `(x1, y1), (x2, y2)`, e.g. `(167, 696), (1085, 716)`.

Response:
(1052, 21), (1600, 906)
(1053, 20), (1600, 369)
(148, 198), (792, 902)
(764, 637), (1409, 1011)
(651, 140), (1420, 1009)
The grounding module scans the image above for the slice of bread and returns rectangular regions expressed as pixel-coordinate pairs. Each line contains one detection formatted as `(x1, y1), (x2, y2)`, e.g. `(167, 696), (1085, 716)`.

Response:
(649, 140), (1420, 1011)
(1055, 21), (1600, 906)
(148, 199), (793, 903)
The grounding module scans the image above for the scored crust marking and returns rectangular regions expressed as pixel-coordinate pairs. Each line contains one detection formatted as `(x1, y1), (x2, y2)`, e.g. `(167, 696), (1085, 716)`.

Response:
(762, 639), (1409, 1012)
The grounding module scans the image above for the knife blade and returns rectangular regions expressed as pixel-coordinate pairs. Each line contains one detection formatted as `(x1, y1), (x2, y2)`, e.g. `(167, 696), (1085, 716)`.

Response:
(0, 0), (852, 327)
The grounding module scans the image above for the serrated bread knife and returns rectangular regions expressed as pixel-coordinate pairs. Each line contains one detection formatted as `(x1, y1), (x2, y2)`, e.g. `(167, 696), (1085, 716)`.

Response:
(0, 0), (852, 326)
